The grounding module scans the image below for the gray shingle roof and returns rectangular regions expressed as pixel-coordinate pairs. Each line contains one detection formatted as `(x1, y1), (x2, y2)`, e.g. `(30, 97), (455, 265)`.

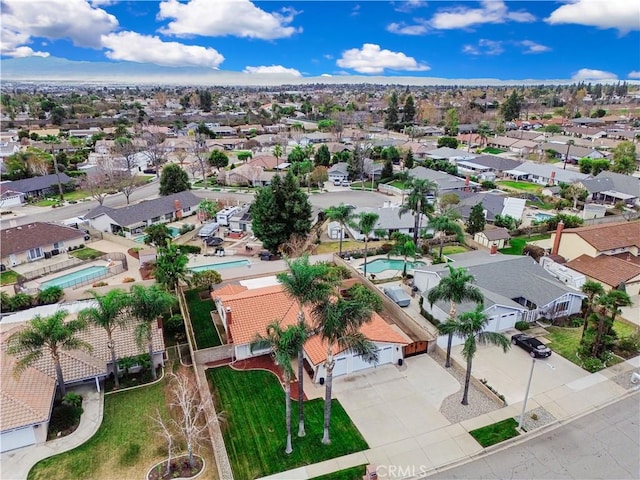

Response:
(5, 173), (73, 194)
(409, 166), (470, 191)
(470, 155), (524, 172)
(583, 171), (640, 197)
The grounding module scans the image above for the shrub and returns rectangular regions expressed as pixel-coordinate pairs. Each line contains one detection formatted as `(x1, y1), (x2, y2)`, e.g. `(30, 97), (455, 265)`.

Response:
(62, 392), (83, 407)
(36, 286), (64, 305)
(92, 281), (108, 287)
(164, 314), (185, 337)
(179, 224), (195, 235)
(569, 316), (584, 328)
(581, 356), (605, 373)
(614, 333), (640, 359)
(530, 413), (539, 421)
(9, 292), (33, 311)
(346, 284), (383, 312)
(180, 245), (201, 254)
(189, 269), (222, 289)
(481, 180), (497, 189)
(48, 403), (83, 437)
(515, 320), (530, 331)
(122, 277), (135, 283)
(379, 243), (394, 254)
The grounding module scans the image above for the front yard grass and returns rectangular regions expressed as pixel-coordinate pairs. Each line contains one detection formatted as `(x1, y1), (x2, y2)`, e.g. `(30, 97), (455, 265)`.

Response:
(311, 465), (367, 480)
(207, 367), (368, 479)
(496, 180), (542, 193)
(469, 418), (519, 447)
(441, 245), (469, 255)
(185, 289), (221, 349)
(0, 269), (19, 285)
(70, 247), (104, 260)
(499, 234), (551, 255)
(29, 381), (170, 480)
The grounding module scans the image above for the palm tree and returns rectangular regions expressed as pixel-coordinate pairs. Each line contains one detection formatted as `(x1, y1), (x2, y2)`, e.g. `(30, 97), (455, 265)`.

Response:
(7, 310), (92, 396)
(439, 306), (510, 405)
(78, 289), (130, 389)
(580, 281), (605, 341)
(154, 243), (189, 293)
(427, 265), (484, 368)
(351, 211), (381, 277)
(273, 144), (283, 162)
(277, 255), (334, 437)
(477, 122), (491, 148)
(325, 204), (355, 257)
(388, 232), (417, 277)
(251, 321), (307, 454)
(129, 285), (176, 380)
(399, 178), (438, 244)
(592, 290), (632, 358)
(312, 297), (378, 444)
(396, 170), (412, 205)
(428, 209), (464, 260)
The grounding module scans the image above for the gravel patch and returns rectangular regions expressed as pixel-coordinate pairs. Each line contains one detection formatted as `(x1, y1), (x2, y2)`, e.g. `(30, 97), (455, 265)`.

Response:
(519, 406), (556, 432)
(611, 369), (640, 390)
(434, 352), (504, 424)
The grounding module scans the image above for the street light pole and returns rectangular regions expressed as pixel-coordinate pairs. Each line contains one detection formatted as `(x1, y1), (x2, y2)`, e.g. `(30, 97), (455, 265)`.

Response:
(518, 357), (536, 430)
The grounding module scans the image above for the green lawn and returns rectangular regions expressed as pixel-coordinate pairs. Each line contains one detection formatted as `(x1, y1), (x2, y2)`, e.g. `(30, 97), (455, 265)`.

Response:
(34, 198), (63, 207)
(441, 245), (469, 255)
(70, 247), (104, 260)
(482, 147), (505, 154)
(614, 320), (638, 339)
(469, 418), (519, 447)
(387, 180), (408, 189)
(499, 234), (551, 255)
(0, 269), (19, 285)
(526, 200), (556, 210)
(28, 382), (169, 480)
(185, 289), (221, 349)
(311, 465), (367, 480)
(207, 367), (368, 479)
(496, 181), (543, 193)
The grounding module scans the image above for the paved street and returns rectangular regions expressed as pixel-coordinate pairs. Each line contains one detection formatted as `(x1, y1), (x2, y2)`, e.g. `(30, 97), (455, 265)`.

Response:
(429, 392), (640, 480)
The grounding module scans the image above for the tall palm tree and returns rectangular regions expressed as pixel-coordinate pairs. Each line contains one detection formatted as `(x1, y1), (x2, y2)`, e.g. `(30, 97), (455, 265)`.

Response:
(388, 232), (417, 277)
(325, 204), (355, 257)
(428, 209), (464, 259)
(399, 178), (438, 244)
(351, 211), (381, 277)
(273, 144), (283, 162)
(592, 290), (632, 358)
(251, 321), (307, 454)
(396, 170), (412, 205)
(129, 285), (176, 380)
(312, 297), (378, 444)
(427, 265), (484, 368)
(580, 280), (605, 341)
(7, 310), (92, 396)
(78, 289), (130, 389)
(439, 306), (510, 405)
(277, 255), (334, 437)
(477, 122), (491, 148)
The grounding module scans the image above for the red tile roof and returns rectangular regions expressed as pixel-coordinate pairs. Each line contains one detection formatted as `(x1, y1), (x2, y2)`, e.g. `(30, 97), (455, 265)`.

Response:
(566, 254), (640, 288)
(563, 222), (640, 252)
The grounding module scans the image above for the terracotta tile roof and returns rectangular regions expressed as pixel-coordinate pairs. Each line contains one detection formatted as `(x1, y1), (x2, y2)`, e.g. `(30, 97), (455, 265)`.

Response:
(212, 284), (248, 297)
(566, 254), (640, 288)
(1, 352), (56, 432)
(563, 222), (640, 251)
(219, 284), (409, 365)
(1, 222), (85, 257)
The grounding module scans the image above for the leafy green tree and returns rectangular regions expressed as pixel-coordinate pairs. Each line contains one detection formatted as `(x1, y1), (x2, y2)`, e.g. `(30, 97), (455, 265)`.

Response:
(277, 255), (333, 437)
(404, 151), (414, 169)
(382, 146), (401, 164)
(325, 204), (356, 256)
(401, 94), (416, 126)
(466, 203), (486, 235)
(252, 321), (308, 454)
(444, 108), (459, 136)
(346, 284), (383, 312)
(388, 232), (417, 277)
(159, 164), (190, 195)
(580, 281), (605, 341)
(144, 223), (172, 248)
(273, 144), (283, 161)
(352, 212), (380, 277)
(500, 90), (523, 121)
(155, 243), (189, 292)
(385, 91), (399, 131)
(590, 290), (632, 359)
(477, 122), (492, 147)
(439, 306), (510, 405)
(437, 136), (459, 149)
(399, 178), (437, 243)
(197, 199), (219, 220)
(428, 210), (465, 259)
(315, 144), (331, 167)
(427, 265), (484, 368)
(189, 269), (222, 289)
(78, 289), (130, 389)
(312, 297), (378, 444)
(252, 171), (312, 253)
(129, 285), (176, 380)
(7, 310), (92, 396)
(208, 150), (229, 170)
(493, 214), (519, 230)
(288, 145), (306, 163)
(381, 159), (393, 180)
(611, 141), (637, 174)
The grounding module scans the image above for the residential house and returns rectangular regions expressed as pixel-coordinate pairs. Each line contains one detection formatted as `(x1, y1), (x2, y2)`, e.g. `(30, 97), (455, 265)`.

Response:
(580, 171), (640, 206)
(328, 162), (349, 183)
(503, 161), (589, 185)
(454, 191), (526, 223)
(345, 202), (429, 240)
(565, 255), (640, 295)
(1, 222), (86, 267)
(3, 173), (74, 199)
(413, 253), (586, 346)
(85, 191), (200, 237)
(245, 155), (280, 170)
(228, 205), (253, 234)
(425, 147), (478, 162)
(473, 227), (511, 249)
(0, 183), (25, 208)
(462, 155), (524, 177)
(0, 141), (20, 163)
(538, 142), (606, 163)
(212, 281), (409, 383)
(409, 166), (477, 193)
(218, 164), (278, 187)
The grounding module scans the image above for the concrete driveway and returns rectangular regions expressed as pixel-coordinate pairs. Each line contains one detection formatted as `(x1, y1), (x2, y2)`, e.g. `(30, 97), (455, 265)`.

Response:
(450, 336), (589, 405)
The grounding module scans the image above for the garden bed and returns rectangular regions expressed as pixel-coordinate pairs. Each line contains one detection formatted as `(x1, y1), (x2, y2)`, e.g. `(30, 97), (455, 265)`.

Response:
(147, 455), (204, 480)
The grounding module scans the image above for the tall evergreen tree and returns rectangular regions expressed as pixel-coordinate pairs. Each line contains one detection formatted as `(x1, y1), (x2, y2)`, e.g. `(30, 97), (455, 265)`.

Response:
(500, 90), (523, 121)
(401, 94), (416, 126)
(315, 144), (331, 167)
(611, 141), (636, 175)
(466, 203), (486, 235)
(384, 91), (399, 131)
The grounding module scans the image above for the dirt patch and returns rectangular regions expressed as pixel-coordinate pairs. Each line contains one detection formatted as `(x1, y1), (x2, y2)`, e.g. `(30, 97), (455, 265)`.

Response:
(147, 455), (204, 480)
(128, 248), (140, 260)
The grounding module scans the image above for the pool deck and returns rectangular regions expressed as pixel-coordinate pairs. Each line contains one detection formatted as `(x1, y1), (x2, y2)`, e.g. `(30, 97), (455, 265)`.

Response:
(353, 254), (432, 281)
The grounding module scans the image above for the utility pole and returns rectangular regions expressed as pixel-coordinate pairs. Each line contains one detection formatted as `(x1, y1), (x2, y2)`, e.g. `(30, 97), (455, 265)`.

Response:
(51, 147), (64, 201)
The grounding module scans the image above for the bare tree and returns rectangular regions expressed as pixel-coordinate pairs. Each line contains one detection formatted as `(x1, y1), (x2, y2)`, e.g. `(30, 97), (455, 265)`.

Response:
(190, 133), (210, 189)
(141, 130), (168, 176)
(115, 172), (147, 205)
(152, 407), (176, 476)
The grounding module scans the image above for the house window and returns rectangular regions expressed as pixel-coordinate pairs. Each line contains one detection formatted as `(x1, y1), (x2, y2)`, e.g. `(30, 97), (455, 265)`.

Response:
(53, 241), (64, 249)
(151, 216), (161, 223)
(554, 301), (570, 313)
(183, 206), (191, 212)
(28, 247), (44, 260)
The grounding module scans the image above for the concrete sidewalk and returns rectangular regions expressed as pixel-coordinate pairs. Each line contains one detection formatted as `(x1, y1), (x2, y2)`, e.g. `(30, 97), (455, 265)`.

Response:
(259, 357), (640, 480)
(0, 385), (104, 480)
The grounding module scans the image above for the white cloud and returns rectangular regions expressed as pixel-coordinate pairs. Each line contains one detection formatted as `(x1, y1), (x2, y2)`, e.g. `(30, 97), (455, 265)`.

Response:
(546, 0), (639, 34)
(519, 40), (551, 54)
(462, 39), (504, 56)
(571, 68), (618, 81)
(430, 0), (534, 29)
(158, 0), (300, 40)
(387, 20), (429, 36)
(101, 31), (224, 68)
(89, 0), (117, 6)
(394, 0), (427, 13)
(627, 71), (640, 79)
(337, 43), (429, 74)
(243, 65), (301, 77)
(8, 46), (50, 58)
(2, 0), (118, 51)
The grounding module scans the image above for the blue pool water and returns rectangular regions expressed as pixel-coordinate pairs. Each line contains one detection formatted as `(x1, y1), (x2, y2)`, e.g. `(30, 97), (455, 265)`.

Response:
(41, 265), (108, 289)
(534, 212), (554, 222)
(189, 260), (251, 272)
(360, 258), (427, 274)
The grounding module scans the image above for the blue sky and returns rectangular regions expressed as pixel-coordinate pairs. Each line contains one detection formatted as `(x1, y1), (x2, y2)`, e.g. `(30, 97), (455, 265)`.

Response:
(2, 0), (639, 83)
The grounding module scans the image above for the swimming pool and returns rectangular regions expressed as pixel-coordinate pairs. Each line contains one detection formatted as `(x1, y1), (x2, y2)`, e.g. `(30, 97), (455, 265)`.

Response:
(360, 258), (427, 274)
(533, 212), (554, 223)
(41, 265), (108, 289)
(133, 226), (181, 243)
(189, 260), (251, 272)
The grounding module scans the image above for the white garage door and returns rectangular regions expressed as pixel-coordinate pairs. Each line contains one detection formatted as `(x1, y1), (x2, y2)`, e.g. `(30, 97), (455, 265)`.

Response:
(350, 353), (374, 373)
(378, 346), (394, 365)
(0, 426), (36, 453)
(332, 357), (348, 377)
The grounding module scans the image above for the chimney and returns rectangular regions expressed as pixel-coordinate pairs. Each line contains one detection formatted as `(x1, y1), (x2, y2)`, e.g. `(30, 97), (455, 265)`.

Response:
(465, 175), (470, 191)
(174, 199), (183, 219)
(156, 317), (163, 329)
(490, 243), (498, 256)
(551, 220), (564, 256)
(225, 307), (232, 343)
(550, 171), (556, 186)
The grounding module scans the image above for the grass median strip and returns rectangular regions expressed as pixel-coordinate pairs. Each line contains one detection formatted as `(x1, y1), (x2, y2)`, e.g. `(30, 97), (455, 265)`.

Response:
(469, 418), (519, 448)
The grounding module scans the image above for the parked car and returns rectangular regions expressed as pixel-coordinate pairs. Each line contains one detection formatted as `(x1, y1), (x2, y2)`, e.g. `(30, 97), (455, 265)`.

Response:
(511, 333), (552, 358)
(340, 180), (352, 187)
(383, 286), (411, 307)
